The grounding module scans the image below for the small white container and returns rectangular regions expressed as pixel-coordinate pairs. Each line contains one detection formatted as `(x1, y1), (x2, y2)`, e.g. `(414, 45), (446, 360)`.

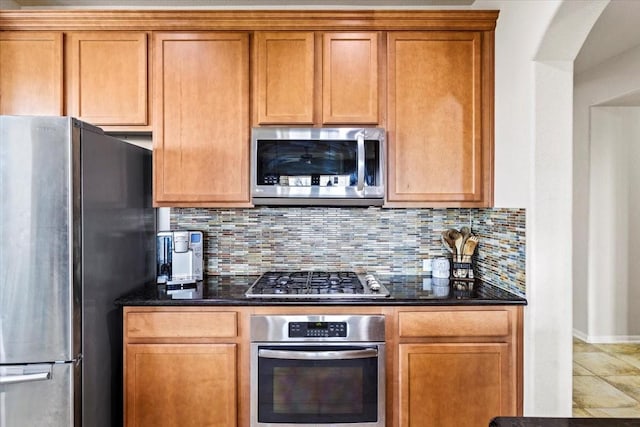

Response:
(432, 257), (450, 271)
(432, 257), (451, 278)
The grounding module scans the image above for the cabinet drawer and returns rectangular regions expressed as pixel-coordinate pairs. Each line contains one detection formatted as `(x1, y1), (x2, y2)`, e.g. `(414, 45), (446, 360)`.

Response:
(398, 310), (510, 338)
(126, 311), (237, 339)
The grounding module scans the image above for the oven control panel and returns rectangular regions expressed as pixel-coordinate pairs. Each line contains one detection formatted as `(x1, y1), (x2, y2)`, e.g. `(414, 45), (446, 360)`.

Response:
(288, 321), (347, 338)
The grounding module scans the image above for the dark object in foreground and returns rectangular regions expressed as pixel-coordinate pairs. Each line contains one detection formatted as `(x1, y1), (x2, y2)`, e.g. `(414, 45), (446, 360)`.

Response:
(490, 417), (640, 427)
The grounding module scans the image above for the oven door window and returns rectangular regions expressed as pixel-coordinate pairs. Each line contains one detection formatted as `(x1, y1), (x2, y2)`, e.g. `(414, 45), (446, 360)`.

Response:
(257, 345), (379, 424)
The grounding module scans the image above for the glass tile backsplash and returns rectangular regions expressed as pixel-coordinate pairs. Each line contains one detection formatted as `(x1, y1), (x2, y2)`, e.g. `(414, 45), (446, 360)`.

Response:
(170, 207), (525, 297)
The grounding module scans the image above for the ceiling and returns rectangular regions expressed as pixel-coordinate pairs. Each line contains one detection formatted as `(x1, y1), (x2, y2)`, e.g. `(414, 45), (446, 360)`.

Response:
(575, 0), (640, 74)
(574, 0), (640, 106)
(598, 89), (640, 107)
(3, 0), (475, 8)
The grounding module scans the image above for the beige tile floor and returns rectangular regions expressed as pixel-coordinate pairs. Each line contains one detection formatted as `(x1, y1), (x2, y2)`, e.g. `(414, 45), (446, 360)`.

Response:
(573, 337), (640, 417)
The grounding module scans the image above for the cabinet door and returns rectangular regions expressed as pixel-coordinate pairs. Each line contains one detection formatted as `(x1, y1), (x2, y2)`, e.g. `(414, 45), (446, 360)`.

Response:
(387, 32), (492, 207)
(66, 32), (148, 128)
(125, 343), (237, 427)
(322, 32), (378, 124)
(398, 343), (514, 427)
(153, 32), (250, 206)
(0, 32), (63, 115)
(255, 32), (315, 124)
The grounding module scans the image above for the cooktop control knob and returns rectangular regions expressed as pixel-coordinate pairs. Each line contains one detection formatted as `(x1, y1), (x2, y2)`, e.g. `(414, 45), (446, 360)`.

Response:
(365, 274), (381, 292)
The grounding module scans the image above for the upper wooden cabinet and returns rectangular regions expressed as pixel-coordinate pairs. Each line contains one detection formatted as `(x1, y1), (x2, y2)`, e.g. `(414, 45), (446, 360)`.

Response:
(153, 32), (251, 207)
(386, 31), (494, 207)
(253, 31), (379, 126)
(0, 11), (498, 208)
(66, 32), (149, 129)
(0, 32), (63, 116)
(255, 32), (315, 124)
(323, 32), (379, 124)
(0, 30), (148, 130)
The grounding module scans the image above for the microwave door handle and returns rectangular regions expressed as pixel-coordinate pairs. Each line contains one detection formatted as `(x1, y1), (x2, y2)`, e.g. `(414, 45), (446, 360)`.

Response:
(258, 348), (377, 360)
(356, 131), (365, 192)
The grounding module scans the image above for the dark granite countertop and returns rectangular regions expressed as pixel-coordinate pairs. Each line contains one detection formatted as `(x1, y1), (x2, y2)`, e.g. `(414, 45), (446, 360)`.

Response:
(490, 417), (640, 427)
(115, 275), (527, 306)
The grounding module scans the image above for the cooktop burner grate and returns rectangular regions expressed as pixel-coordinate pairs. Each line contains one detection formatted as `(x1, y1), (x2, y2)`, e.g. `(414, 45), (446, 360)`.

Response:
(245, 271), (390, 299)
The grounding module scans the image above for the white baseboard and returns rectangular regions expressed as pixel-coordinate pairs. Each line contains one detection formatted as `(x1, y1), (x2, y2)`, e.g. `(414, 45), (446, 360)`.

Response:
(572, 329), (588, 342)
(573, 328), (640, 344)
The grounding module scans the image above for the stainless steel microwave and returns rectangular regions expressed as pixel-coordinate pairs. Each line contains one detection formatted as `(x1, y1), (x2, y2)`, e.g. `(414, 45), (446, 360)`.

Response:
(251, 127), (385, 206)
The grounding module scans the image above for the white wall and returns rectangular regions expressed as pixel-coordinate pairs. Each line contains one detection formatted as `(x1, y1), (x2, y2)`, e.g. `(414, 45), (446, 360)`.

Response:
(474, 0), (607, 416)
(574, 45), (640, 341)
(471, 0), (555, 208)
(584, 107), (640, 342)
(529, 58), (575, 415)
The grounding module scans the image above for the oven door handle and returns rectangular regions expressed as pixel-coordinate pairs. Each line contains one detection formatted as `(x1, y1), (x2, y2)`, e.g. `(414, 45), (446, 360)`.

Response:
(258, 348), (377, 360)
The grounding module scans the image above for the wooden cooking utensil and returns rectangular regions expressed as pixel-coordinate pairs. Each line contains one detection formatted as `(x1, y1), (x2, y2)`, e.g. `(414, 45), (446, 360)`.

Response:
(445, 229), (462, 261)
(460, 226), (471, 240)
(454, 233), (464, 262)
(459, 226), (471, 262)
(441, 230), (454, 253)
(461, 236), (478, 263)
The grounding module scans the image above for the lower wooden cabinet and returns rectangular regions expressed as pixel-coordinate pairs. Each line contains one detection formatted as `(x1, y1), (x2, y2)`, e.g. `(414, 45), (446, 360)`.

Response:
(399, 343), (512, 427)
(125, 343), (236, 427)
(123, 305), (521, 427)
(395, 307), (522, 426)
(123, 307), (246, 426)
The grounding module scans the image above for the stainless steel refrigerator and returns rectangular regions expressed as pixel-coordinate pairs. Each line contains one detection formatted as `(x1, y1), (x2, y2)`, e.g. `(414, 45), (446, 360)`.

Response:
(0, 116), (156, 426)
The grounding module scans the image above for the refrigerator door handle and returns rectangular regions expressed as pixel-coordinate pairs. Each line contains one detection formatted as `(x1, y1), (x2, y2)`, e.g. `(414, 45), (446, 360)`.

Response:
(0, 365), (52, 385)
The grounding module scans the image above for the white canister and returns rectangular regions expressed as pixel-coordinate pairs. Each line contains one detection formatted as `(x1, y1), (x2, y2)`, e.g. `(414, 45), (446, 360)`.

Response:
(432, 257), (451, 278)
(432, 257), (451, 271)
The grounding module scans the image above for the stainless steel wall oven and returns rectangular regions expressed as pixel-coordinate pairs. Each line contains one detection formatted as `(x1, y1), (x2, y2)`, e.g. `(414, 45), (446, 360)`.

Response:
(250, 315), (385, 427)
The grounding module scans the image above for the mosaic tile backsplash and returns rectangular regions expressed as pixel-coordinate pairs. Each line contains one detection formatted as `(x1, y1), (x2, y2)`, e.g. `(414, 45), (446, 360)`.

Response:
(170, 207), (526, 297)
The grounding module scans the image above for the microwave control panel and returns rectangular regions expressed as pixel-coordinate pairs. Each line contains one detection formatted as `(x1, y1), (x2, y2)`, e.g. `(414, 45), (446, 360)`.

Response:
(288, 321), (347, 338)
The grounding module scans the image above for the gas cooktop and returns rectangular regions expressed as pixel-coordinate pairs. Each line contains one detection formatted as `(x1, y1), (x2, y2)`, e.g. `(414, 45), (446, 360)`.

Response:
(245, 271), (390, 299)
